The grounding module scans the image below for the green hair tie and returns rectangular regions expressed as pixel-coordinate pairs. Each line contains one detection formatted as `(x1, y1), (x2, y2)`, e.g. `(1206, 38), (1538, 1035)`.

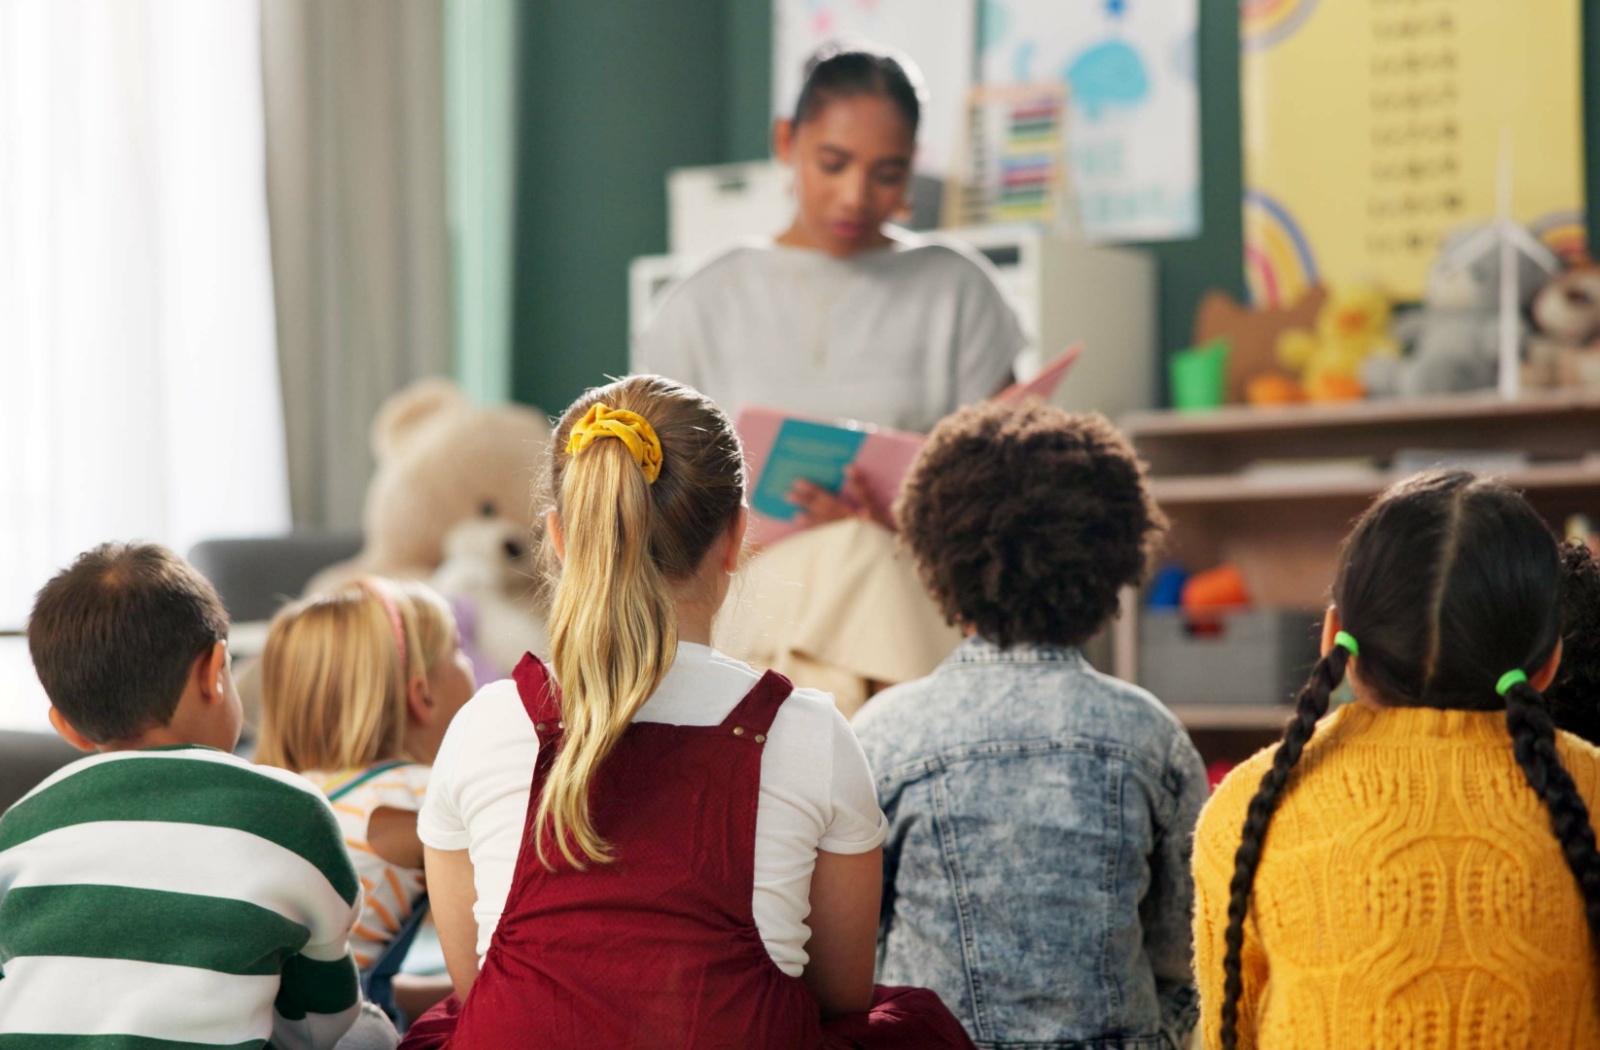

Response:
(1496, 669), (1529, 696)
(1333, 630), (1359, 657)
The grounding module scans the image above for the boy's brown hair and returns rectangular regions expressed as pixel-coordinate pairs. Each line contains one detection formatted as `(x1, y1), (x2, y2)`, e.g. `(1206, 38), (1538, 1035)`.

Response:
(895, 401), (1165, 649)
(28, 542), (229, 742)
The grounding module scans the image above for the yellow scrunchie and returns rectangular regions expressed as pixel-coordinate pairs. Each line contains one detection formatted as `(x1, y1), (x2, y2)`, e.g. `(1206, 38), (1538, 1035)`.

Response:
(565, 404), (663, 483)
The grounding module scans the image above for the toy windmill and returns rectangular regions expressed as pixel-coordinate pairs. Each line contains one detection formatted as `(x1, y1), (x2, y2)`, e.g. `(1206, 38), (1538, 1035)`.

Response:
(1476, 130), (1564, 398)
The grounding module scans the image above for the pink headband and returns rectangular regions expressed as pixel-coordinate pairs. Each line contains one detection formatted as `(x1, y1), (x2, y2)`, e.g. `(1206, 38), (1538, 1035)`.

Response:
(360, 579), (408, 676)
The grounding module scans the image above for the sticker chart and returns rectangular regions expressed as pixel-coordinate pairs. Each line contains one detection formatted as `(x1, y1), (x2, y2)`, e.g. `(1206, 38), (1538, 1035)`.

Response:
(946, 85), (1069, 228)
(1241, 0), (1586, 305)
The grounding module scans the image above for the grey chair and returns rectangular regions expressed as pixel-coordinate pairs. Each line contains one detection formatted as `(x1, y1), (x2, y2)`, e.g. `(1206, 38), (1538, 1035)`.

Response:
(0, 729), (81, 812)
(1, 536), (367, 812)
(188, 532), (364, 623)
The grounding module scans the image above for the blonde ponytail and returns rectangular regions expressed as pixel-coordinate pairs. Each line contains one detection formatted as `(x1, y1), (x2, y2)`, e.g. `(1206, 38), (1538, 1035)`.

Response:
(536, 376), (745, 868)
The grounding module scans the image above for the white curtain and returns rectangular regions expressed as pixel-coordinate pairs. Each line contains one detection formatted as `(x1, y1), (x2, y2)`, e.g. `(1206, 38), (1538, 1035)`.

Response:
(260, 0), (453, 532)
(0, 0), (289, 628)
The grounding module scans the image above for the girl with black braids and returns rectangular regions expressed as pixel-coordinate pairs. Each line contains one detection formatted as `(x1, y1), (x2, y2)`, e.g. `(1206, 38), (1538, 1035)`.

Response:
(1192, 470), (1600, 1049)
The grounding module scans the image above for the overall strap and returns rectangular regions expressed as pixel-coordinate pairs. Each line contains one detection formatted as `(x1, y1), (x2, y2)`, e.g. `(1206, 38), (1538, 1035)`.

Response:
(512, 653), (563, 727)
(717, 670), (795, 739)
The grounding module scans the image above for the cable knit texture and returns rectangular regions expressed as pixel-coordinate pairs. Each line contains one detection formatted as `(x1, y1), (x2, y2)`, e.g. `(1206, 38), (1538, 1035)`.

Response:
(1194, 702), (1600, 1049)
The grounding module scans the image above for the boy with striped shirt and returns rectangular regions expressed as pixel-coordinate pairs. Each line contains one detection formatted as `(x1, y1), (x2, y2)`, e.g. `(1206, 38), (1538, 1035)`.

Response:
(0, 543), (371, 1049)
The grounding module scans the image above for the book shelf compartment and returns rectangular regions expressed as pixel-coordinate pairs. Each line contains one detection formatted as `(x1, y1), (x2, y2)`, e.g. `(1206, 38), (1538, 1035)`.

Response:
(1117, 392), (1600, 756)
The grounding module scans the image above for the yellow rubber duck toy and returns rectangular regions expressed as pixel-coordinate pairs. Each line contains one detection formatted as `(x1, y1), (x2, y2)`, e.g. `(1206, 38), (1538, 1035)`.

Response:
(1276, 285), (1398, 401)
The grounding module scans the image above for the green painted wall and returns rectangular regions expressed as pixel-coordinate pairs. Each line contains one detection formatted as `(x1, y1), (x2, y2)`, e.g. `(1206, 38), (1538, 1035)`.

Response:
(1588, 1), (1600, 261)
(1133, 0), (1243, 390)
(724, 0), (772, 163)
(446, 0), (517, 405)
(512, 0), (1600, 412)
(510, 1), (729, 414)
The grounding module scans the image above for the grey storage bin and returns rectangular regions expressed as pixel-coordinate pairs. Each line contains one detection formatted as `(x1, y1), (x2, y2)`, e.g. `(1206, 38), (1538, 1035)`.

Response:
(1139, 609), (1322, 706)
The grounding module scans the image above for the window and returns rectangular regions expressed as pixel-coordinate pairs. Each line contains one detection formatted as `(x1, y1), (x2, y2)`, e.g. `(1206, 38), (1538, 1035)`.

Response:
(0, 0), (288, 639)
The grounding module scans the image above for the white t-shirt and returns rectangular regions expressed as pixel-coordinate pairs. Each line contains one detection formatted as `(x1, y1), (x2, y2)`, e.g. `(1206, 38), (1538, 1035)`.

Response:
(418, 642), (887, 977)
(634, 230), (1027, 433)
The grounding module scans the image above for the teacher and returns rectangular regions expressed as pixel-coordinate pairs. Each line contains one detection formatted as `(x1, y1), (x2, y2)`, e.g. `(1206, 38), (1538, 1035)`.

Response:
(636, 43), (1026, 439)
(634, 43), (1029, 712)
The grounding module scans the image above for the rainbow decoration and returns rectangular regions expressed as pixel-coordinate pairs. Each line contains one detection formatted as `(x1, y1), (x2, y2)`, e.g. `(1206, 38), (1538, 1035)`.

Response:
(1245, 190), (1319, 308)
(1241, 0), (1319, 53)
(1531, 209), (1591, 266)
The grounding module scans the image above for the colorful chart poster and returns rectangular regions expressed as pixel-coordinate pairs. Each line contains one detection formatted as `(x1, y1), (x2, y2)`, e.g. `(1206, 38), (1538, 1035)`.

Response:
(1242, 0), (1587, 306)
(945, 84), (1071, 228)
(978, 0), (1201, 243)
(773, 0), (976, 177)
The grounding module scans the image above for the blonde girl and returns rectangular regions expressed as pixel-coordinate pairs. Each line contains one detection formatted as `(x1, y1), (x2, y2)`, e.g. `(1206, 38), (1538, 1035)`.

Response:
(399, 375), (975, 1049)
(258, 577), (474, 972)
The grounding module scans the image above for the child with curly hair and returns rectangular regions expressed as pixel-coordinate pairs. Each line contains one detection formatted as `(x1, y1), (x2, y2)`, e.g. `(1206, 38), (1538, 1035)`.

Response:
(852, 400), (1207, 1047)
(1549, 540), (1600, 747)
(1193, 472), (1600, 1049)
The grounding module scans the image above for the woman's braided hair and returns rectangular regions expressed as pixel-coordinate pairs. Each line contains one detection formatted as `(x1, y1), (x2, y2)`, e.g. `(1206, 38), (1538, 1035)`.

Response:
(1218, 470), (1600, 1048)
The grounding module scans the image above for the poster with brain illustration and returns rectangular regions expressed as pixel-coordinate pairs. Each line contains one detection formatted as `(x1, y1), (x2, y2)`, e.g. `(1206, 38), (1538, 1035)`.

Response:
(978, 0), (1201, 242)
(1241, 0), (1586, 306)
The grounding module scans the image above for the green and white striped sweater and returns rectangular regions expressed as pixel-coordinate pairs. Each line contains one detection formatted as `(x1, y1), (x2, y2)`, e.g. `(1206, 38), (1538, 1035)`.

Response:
(0, 745), (363, 1049)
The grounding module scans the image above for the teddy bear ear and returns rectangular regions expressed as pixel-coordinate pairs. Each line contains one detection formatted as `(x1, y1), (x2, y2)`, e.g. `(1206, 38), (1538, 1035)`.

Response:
(372, 378), (468, 461)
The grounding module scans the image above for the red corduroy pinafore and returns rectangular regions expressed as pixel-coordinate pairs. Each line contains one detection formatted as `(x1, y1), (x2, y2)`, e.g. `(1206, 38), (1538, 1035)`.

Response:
(401, 653), (974, 1050)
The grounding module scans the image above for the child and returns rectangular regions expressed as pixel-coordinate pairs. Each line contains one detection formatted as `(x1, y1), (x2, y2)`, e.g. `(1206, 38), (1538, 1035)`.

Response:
(1549, 540), (1600, 746)
(851, 401), (1206, 1046)
(1194, 471), (1600, 1049)
(257, 577), (474, 1001)
(0, 542), (374, 1049)
(400, 375), (975, 1049)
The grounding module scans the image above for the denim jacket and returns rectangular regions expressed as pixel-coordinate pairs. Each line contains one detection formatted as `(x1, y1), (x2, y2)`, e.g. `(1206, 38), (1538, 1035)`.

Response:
(851, 637), (1207, 1049)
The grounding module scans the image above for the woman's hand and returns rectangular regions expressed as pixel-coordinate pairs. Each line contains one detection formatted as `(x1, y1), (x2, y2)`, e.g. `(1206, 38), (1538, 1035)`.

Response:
(789, 467), (895, 530)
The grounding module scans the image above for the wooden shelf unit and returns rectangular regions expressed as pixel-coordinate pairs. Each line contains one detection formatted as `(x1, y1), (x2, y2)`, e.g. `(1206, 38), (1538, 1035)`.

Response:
(1115, 390), (1600, 761)
(1168, 704), (1296, 731)
(1147, 460), (1600, 508)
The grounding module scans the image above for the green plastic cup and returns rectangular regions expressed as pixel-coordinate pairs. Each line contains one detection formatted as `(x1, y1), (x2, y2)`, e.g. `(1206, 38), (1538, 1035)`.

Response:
(1169, 338), (1230, 412)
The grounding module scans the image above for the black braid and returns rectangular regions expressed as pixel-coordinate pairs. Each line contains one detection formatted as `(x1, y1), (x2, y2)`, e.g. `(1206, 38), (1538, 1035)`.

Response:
(1504, 681), (1600, 964)
(1219, 645), (1349, 1050)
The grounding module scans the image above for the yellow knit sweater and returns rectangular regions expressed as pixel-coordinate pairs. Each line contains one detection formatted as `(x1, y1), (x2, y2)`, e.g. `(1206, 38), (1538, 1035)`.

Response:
(1194, 703), (1600, 1049)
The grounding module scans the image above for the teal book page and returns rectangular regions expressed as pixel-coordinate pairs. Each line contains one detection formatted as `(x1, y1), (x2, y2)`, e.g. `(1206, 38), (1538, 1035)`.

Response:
(751, 419), (867, 521)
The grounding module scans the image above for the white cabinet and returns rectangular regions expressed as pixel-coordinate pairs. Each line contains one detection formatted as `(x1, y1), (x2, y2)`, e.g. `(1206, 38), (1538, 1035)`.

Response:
(631, 222), (1157, 419)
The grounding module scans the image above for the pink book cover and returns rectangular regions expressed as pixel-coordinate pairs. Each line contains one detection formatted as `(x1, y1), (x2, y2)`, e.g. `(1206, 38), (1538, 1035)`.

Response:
(739, 346), (1080, 547)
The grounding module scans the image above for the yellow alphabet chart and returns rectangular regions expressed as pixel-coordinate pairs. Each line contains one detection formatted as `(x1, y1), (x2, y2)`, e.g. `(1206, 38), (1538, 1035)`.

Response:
(1241, 0), (1586, 306)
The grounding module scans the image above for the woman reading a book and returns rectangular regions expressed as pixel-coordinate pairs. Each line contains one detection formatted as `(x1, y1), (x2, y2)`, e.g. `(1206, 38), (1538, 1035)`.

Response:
(635, 43), (1027, 710)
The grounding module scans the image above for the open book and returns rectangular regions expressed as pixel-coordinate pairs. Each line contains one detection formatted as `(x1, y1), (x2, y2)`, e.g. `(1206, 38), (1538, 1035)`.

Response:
(738, 347), (1081, 546)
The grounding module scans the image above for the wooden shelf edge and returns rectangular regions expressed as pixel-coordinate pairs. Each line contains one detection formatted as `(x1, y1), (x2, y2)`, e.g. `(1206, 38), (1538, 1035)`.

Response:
(1148, 463), (1600, 506)
(1168, 704), (1295, 730)
(1122, 389), (1600, 439)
